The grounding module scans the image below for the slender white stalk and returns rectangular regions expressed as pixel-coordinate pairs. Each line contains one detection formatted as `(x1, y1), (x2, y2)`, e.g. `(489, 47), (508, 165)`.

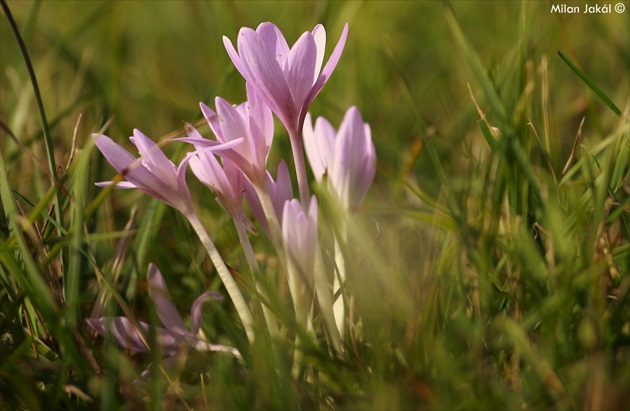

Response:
(288, 128), (310, 207)
(187, 212), (255, 344)
(254, 184), (282, 246)
(314, 243), (343, 354)
(287, 256), (313, 379)
(333, 219), (348, 341)
(233, 216), (279, 337)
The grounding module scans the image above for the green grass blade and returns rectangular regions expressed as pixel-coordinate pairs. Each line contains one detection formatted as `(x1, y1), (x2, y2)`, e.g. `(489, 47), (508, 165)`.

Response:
(1, 0), (65, 266)
(0, 156), (57, 320)
(557, 51), (622, 117)
(444, 2), (508, 127)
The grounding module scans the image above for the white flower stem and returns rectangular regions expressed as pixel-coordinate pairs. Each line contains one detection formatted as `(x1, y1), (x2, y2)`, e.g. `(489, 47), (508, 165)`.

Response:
(187, 212), (255, 344)
(314, 243), (343, 354)
(233, 216), (279, 337)
(333, 219), (348, 341)
(288, 128), (311, 207)
(253, 183), (284, 253)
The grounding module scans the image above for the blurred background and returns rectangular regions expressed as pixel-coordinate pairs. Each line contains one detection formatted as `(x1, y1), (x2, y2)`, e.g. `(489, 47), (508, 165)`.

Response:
(2, 1), (627, 197)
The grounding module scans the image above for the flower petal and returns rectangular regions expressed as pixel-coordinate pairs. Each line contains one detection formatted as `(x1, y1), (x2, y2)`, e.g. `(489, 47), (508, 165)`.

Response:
(311, 24), (326, 82)
(303, 113), (336, 182)
(239, 28), (294, 126)
(190, 290), (223, 335)
(299, 23), (349, 131)
(269, 159), (293, 224)
(147, 264), (186, 333)
(93, 133), (176, 206)
(129, 129), (178, 189)
(256, 22), (290, 70)
(223, 35), (249, 80)
(215, 97), (251, 155)
(200, 102), (225, 142)
(86, 317), (151, 353)
(331, 107), (375, 209)
(286, 32), (318, 110)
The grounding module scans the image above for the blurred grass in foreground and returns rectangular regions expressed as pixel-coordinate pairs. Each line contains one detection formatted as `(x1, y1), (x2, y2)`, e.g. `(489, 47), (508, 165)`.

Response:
(1, 1), (629, 410)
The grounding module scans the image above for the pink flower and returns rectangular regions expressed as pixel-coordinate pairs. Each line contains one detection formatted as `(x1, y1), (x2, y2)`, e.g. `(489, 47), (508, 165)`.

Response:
(223, 22), (349, 135)
(93, 129), (239, 216)
(304, 107), (376, 210)
(189, 149), (247, 223)
(282, 196), (318, 280)
(180, 84), (273, 186)
(281, 196), (319, 325)
(86, 264), (239, 358)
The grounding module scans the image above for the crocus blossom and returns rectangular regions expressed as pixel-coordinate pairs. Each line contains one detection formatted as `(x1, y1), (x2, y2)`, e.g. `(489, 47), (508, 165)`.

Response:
(93, 129), (240, 216)
(180, 84), (273, 186)
(282, 196), (319, 324)
(189, 149), (249, 226)
(303, 106), (376, 210)
(86, 264), (240, 359)
(223, 22), (349, 135)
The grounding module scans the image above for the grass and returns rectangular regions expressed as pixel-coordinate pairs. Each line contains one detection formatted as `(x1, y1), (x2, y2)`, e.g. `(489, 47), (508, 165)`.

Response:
(1, 1), (629, 410)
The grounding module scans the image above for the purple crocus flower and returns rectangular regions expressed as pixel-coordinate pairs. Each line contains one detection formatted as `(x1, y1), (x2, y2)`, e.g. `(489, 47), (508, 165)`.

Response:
(180, 84), (273, 187)
(86, 264), (240, 359)
(282, 196), (319, 324)
(223, 22), (349, 136)
(93, 129), (240, 217)
(303, 106), (376, 211)
(189, 149), (250, 227)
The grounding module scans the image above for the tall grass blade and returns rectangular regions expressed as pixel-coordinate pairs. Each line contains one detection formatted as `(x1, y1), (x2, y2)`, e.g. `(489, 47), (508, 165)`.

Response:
(557, 51), (622, 117)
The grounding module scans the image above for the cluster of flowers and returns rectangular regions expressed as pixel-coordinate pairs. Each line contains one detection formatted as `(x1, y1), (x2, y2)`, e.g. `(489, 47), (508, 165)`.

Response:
(88, 22), (376, 365)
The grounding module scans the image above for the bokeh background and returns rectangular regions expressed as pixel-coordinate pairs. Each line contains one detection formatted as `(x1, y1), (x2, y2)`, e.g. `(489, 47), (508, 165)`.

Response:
(2, 0), (627, 197)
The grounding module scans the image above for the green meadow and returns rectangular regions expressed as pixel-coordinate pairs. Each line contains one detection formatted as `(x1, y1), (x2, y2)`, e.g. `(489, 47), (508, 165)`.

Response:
(1, 1), (628, 409)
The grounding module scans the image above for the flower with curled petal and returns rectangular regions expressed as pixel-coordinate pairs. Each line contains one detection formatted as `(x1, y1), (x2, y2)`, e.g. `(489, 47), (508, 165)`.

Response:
(93, 129), (241, 217)
(86, 264), (240, 359)
(223, 22), (349, 136)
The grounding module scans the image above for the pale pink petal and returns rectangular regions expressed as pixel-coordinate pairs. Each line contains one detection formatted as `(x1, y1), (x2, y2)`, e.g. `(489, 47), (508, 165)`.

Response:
(269, 160), (293, 224)
(286, 32), (318, 109)
(299, 23), (349, 131)
(282, 196), (318, 276)
(215, 98), (251, 156)
(129, 129), (178, 189)
(223, 35), (249, 79)
(200, 102), (225, 142)
(93, 133), (177, 207)
(311, 24), (326, 82)
(245, 82), (274, 170)
(303, 113), (336, 182)
(256, 22), (290, 70)
(147, 264), (186, 333)
(239, 29), (294, 126)
(331, 107), (375, 209)
(318, 23), (349, 86)
(243, 179), (268, 235)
